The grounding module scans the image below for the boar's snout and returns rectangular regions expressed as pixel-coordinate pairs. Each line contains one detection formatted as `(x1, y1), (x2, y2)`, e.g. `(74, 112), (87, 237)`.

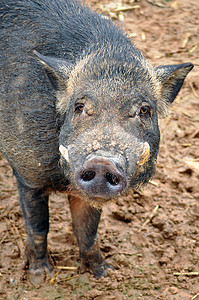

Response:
(75, 157), (127, 198)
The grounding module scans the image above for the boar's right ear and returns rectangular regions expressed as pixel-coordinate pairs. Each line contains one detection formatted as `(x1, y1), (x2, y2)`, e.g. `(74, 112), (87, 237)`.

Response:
(33, 50), (73, 89)
(155, 62), (193, 116)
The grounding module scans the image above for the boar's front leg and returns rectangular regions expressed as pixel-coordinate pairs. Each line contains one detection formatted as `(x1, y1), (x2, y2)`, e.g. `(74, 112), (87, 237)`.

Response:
(69, 195), (112, 278)
(16, 175), (54, 285)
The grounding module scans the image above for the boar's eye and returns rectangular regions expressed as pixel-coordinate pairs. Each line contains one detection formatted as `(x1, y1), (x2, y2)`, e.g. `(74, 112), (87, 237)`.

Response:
(139, 105), (151, 117)
(74, 103), (84, 114)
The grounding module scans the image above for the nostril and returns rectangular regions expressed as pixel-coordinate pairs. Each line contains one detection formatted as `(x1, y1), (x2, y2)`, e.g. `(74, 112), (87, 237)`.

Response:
(105, 172), (120, 186)
(81, 170), (96, 182)
(76, 158), (127, 198)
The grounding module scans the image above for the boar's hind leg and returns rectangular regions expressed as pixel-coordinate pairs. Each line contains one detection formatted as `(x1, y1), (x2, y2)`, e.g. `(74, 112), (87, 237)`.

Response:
(16, 175), (54, 285)
(69, 195), (113, 278)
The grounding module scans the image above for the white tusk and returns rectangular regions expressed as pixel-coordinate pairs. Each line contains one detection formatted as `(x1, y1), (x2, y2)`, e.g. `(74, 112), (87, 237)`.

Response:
(59, 145), (69, 162)
(138, 142), (150, 166)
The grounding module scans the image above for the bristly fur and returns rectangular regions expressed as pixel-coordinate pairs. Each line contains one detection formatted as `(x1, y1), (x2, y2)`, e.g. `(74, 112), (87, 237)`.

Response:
(0, 0), (175, 119)
(0, 0), (163, 116)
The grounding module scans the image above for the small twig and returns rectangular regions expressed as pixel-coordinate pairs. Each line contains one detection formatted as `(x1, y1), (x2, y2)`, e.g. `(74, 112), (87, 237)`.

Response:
(149, 180), (158, 186)
(181, 143), (192, 147)
(65, 274), (80, 281)
(114, 5), (140, 12)
(50, 267), (79, 284)
(56, 266), (78, 271)
(138, 205), (159, 232)
(50, 271), (60, 284)
(189, 43), (199, 54)
(173, 272), (199, 276)
(191, 292), (199, 300)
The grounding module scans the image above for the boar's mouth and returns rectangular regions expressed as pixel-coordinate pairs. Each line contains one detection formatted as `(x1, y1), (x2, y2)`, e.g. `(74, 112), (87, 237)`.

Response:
(75, 157), (127, 199)
(59, 142), (152, 200)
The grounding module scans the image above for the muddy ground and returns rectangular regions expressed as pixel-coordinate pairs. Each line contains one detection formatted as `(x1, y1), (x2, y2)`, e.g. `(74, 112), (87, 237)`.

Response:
(0, 0), (199, 299)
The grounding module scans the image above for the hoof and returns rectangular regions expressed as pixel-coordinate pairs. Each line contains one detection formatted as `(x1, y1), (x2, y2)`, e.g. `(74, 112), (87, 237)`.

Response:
(79, 258), (114, 279)
(25, 255), (54, 286)
(93, 262), (114, 278)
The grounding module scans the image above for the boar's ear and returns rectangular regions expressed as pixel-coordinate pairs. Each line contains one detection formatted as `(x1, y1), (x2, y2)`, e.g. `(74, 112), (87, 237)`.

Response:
(33, 50), (73, 89)
(155, 62), (193, 115)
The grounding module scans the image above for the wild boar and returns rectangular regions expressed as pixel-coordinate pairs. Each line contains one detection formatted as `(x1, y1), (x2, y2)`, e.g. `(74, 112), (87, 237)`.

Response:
(0, 0), (193, 284)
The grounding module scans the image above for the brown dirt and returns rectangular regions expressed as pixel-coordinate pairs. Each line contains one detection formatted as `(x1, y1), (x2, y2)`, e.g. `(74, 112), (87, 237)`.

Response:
(0, 0), (199, 299)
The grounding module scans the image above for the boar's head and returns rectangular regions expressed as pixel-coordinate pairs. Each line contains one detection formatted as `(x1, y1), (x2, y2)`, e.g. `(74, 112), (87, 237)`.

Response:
(34, 48), (193, 202)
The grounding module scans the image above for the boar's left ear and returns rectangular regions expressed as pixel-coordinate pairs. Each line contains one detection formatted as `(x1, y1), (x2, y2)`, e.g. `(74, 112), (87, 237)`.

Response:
(33, 50), (73, 89)
(155, 62), (193, 115)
